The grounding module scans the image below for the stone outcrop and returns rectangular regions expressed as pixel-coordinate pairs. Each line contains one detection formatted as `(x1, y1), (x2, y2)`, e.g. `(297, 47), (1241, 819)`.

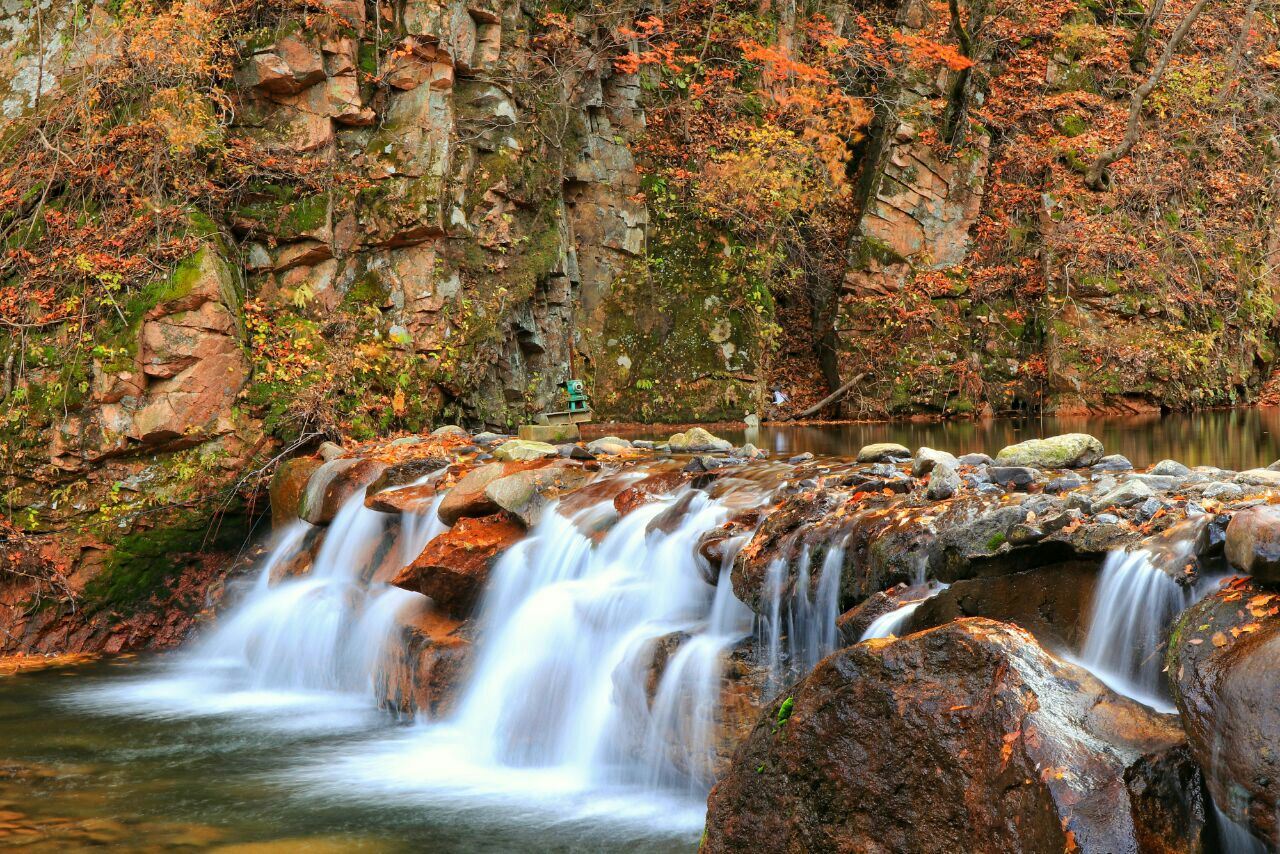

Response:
(705, 619), (1193, 854)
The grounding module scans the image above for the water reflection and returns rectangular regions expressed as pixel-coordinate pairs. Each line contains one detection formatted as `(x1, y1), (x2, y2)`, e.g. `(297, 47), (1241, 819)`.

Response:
(601, 409), (1280, 470)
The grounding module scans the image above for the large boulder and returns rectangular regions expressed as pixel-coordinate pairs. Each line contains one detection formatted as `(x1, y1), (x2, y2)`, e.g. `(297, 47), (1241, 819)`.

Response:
(482, 461), (595, 527)
(375, 606), (470, 718)
(855, 442), (910, 463)
(389, 513), (523, 617)
(705, 619), (1191, 854)
(491, 439), (558, 461)
(994, 433), (1104, 469)
(668, 427), (732, 453)
(1167, 583), (1280, 846)
(298, 457), (387, 525)
(436, 461), (557, 525)
(1224, 505), (1280, 582)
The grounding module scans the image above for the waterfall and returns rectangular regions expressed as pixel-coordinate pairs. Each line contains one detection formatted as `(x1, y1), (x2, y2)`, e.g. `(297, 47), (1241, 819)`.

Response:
(400, 490), (448, 568)
(1076, 538), (1221, 712)
(72, 494), (425, 722)
(860, 583), (949, 641)
(759, 540), (846, 690)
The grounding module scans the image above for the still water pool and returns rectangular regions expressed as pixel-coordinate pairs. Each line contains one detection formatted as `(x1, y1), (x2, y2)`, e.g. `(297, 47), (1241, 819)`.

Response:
(0, 659), (697, 852)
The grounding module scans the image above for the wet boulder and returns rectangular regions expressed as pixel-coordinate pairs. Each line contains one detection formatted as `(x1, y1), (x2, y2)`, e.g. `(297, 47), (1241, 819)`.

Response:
(365, 456), (449, 495)
(835, 584), (922, 644)
(298, 457), (387, 525)
(704, 619), (1186, 854)
(1093, 479), (1155, 512)
(436, 462), (507, 525)
(994, 433), (1104, 468)
(1224, 505), (1280, 582)
(585, 436), (632, 456)
(855, 442), (910, 463)
(375, 606), (471, 719)
(366, 482), (439, 515)
(483, 461), (596, 528)
(668, 427), (733, 453)
(987, 465), (1038, 489)
(1235, 468), (1280, 489)
(613, 469), (688, 517)
(390, 513), (523, 617)
(908, 561), (1100, 649)
(1093, 454), (1134, 472)
(1167, 583), (1280, 846)
(269, 455), (321, 527)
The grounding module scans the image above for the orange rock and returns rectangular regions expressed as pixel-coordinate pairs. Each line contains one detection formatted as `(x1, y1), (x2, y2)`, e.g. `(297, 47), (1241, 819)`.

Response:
(390, 513), (523, 617)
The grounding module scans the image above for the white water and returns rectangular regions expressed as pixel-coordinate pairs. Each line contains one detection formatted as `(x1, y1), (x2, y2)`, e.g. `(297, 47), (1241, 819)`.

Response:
(759, 540), (846, 690)
(72, 472), (781, 839)
(859, 583), (949, 641)
(1076, 541), (1222, 713)
(69, 495), (423, 730)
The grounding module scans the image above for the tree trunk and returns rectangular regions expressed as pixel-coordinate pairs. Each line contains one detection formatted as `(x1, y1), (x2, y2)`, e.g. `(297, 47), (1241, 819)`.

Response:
(1129, 0), (1167, 70)
(1085, 0), (1213, 191)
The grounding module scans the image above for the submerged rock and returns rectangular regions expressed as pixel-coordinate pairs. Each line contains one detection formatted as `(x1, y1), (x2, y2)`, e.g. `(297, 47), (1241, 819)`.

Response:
(994, 433), (1104, 468)
(704, 619), (1186, 854)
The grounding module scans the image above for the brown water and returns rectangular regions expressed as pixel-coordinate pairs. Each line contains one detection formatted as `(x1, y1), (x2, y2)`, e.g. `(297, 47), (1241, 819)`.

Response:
(614, 408), (1280, 470)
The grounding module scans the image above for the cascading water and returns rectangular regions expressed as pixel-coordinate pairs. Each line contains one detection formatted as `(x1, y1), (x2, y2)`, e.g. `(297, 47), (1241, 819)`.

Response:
(71, 493), (425, 723)
(292, 481), (765, 835)
(758, 541), (845, 690)
(1075, 524), (1222, 712)
(860, 584), (949, 642)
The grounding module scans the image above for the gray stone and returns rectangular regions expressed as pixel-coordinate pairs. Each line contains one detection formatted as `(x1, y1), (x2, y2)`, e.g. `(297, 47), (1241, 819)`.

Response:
(1007, 523), (1045, 545)
(994, 433), (1104, 469)
(1124, 474), (1181, 492)
(956, 453), (993, 466)
(669, 427), (733, 453)
(1066, 492), (1093, 513)
(431, 424), (470, 438)
(855, 442), (911, 463)
(926, 461), (960, 500)
(1235, 468), (1280, 488)
(1150, 459), (1191, 477)
(988, 466), (1038, 489)
(473, 431), (507, 445)
(1046, 473), (1085, 493)
(1134, 497), (1165, 521)
(912, 447), (959, 478)
(317, 441), (345, 462)
(1202, 482), (1244, 501)
(1094, 513), (1121, 524)
(1091, 454), (1133, 472)
(586, 436), (632, 456)
(1093, 479), (1155, 511)
(788, 452), (816, 464)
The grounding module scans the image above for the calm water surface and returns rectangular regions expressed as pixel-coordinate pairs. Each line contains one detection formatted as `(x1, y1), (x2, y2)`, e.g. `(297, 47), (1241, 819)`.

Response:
(614, 408), (1280, 470)
(5, 411), (1280, 850)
